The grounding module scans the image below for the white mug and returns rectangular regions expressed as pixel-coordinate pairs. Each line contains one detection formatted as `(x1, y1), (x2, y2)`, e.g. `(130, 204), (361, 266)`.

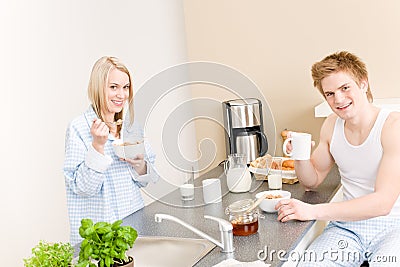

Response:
(202, 178), (222, 204)
(283, 132), (312, 160)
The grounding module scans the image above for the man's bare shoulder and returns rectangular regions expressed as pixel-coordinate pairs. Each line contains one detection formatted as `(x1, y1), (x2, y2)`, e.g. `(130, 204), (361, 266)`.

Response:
(320, 113), (338, 142)
(381, 111), (400, 160)
(324, 113), (339, 125)
(387, 110), (400, 120)
(382, 111), (400, 144)
(384, 111), (400, 130)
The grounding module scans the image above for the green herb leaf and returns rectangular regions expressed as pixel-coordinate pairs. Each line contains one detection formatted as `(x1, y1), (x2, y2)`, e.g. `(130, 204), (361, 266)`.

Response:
(77, 218), (138, 267)
(84, 226), (95, 236)
(23, 241), (74, 267)
(81, 218), (93, 228)
(102, 231), (114, 241)
(111, 220), (123, 230)
(97, 226), (112, 235)
(105, 256), (112, 267)
(84, 244), (93, 259)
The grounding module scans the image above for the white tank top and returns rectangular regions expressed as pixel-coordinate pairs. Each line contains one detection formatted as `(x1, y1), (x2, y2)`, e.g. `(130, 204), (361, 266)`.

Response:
(330, 109), (400, 216)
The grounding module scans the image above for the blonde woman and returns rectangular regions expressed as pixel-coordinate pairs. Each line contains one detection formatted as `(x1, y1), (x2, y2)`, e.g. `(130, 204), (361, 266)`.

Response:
(64, 56), (159, 245)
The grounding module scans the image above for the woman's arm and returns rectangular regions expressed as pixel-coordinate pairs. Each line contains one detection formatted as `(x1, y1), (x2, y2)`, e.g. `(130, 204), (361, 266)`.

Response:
(122, 122), (160, 187)
(124, 140), (160, 187)
(63, 122), (112, 197)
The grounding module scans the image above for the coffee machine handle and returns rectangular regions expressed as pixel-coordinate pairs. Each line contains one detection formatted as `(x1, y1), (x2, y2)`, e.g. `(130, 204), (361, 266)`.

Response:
(259, 131), (269, 156)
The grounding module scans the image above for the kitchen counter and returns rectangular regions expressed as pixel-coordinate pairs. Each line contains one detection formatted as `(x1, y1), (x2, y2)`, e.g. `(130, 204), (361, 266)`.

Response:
(123, 163), (341, 267)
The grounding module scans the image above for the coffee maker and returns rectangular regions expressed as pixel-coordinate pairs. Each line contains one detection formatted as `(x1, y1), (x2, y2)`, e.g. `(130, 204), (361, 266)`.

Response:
(222, 98), (268, 163)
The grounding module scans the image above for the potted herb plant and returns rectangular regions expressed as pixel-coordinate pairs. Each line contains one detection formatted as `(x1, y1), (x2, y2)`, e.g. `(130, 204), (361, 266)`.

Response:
(76, 219), (137, 267)
(24, 240), (74, 267)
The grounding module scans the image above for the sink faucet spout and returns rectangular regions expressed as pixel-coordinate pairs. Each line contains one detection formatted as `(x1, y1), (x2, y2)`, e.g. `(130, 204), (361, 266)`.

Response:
(154, 213), (234, 253)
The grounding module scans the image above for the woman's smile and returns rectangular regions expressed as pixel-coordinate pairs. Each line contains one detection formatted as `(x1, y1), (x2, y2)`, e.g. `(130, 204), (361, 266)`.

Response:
(111, 99), (124, 107)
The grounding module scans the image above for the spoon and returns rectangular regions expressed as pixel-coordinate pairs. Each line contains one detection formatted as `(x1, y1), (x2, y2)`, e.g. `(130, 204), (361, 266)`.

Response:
(105, 119), (123, 126)
(245, 193), (268, 213)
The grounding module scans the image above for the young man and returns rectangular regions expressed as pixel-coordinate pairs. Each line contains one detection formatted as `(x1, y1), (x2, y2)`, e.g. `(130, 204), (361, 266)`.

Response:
(277, 51), (400, 266)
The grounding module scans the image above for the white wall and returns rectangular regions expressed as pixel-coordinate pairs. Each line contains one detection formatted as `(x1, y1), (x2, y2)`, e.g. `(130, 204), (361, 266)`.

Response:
(0, 1), (194, 265)
(183, 0), (400, 158)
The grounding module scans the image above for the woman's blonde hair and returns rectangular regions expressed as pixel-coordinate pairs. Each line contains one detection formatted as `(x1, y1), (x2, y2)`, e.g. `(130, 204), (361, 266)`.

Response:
(311, 51), (373, 103)
(87, 56), (134, 132)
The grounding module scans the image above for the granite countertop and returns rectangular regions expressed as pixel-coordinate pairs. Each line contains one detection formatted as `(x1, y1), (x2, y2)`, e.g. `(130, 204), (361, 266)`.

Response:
(122, 163), (341, 267)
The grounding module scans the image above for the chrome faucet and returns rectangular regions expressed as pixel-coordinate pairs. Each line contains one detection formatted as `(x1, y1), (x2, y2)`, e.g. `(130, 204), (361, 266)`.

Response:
(154, 213), (234, 253)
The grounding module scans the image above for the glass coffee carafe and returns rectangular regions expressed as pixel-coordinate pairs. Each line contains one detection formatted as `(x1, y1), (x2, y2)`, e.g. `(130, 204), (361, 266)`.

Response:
(224, 154), (252, 193)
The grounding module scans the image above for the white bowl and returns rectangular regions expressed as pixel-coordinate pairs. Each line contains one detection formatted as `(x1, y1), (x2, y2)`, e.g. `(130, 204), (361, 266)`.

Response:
(255, 190), (291, 213)
(112, 139), (145, 159)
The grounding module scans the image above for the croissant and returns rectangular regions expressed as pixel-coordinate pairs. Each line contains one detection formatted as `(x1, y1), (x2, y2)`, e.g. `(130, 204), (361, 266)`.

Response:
(282, 159), (295, 170)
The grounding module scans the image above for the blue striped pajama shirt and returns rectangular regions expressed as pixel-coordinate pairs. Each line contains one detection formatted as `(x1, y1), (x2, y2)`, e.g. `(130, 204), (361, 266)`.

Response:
(63, 106), (159, 245)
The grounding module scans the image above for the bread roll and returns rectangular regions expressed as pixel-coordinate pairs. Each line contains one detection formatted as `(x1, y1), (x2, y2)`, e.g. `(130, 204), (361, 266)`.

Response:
(282, 159), (294, 170)
(250, 154), (272, 169)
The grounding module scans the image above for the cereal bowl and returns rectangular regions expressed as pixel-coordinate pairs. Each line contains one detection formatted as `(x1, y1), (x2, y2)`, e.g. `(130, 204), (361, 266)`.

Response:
(112, 139), (145, 159)
(255, 190), (291, 213)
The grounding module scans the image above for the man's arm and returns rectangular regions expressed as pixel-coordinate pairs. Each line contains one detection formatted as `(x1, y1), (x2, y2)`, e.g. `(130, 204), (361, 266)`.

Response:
(313, 116), (400, 220)
(294, 114), (336, 189)
(372, 112), (400, 213)
(278, 112), (400, 222)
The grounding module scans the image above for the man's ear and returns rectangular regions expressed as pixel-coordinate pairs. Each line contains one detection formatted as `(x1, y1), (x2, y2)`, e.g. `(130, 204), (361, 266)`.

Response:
(360, 80), (368, 92)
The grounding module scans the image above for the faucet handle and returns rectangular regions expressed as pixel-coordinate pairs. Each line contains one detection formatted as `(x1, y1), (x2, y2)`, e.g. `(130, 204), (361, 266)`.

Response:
(204, 215), (233, 232)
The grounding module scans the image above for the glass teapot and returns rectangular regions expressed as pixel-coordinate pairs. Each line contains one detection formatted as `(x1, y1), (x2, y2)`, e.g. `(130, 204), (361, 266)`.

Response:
(224, 154), (252, 193)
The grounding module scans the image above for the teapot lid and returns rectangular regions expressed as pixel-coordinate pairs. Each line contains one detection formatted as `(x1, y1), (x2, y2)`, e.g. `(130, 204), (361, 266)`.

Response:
(225, 199), (254, 215)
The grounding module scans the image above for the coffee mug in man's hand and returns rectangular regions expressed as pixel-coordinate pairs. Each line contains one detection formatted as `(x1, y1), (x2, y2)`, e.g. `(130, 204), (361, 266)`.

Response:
(283, 132), (312, 160)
